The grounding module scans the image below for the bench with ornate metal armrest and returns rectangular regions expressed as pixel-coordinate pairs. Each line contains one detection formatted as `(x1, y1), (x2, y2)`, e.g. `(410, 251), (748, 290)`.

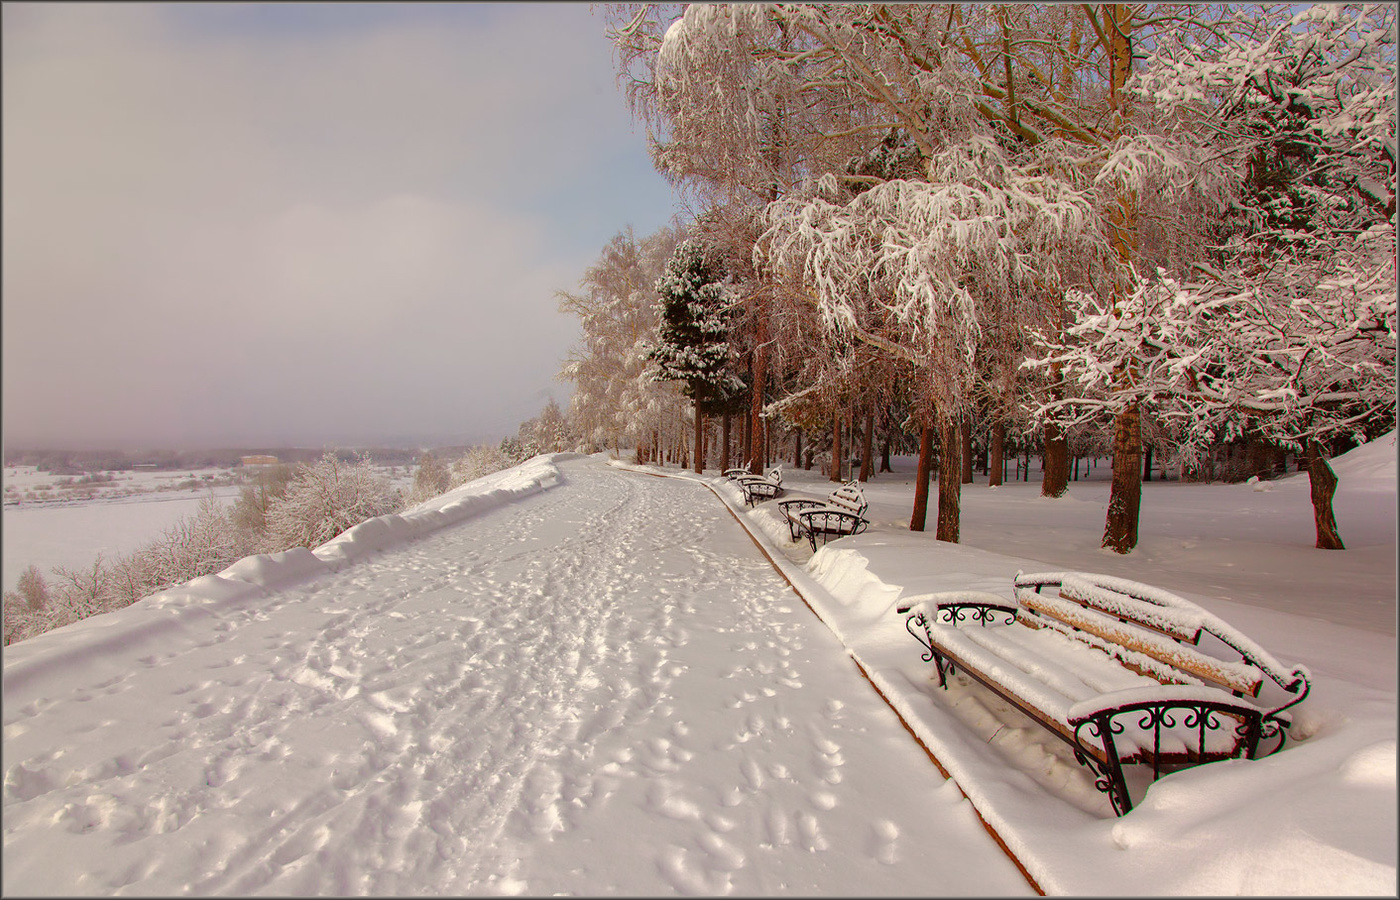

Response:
(728, 465), (784, 507)
(895, 571), (1311, 816)
(776, 481), (869, 552)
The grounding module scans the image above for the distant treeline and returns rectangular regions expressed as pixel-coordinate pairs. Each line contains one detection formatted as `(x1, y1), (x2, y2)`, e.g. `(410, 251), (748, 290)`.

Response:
(2, 446), (463, 474)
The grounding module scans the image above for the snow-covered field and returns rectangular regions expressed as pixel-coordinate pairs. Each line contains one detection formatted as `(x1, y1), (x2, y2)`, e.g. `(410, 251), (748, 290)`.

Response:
(2, 463), (414, 594)
(2, 440), (1394, 895)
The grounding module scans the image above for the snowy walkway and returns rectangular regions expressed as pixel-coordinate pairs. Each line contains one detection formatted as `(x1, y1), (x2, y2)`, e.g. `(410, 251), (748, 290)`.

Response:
(3, 457), (1032, 896)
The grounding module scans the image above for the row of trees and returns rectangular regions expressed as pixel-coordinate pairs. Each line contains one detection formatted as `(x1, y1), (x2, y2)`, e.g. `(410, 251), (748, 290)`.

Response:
(556, 2), (1393, 552)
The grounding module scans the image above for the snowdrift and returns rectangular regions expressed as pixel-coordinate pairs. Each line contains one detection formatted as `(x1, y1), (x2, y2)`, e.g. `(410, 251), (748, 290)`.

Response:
(3, 455), (567, 704)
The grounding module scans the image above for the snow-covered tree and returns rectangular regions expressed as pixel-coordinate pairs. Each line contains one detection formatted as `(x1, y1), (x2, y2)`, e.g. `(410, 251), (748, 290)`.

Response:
(1028, 3), (1396, 550)
(230, 463), (295, 551)
(266, 452), (402, 550)
(406, 450), (451, 507)
(758, 136), (1111, 540)
(559, 226), (690, 462)
(449, 444), (515, 488)
(649, 239), (746, 472)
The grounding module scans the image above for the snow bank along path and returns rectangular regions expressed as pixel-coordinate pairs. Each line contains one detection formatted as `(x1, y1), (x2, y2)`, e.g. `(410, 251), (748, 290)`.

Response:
(2, 455), (1031, 896)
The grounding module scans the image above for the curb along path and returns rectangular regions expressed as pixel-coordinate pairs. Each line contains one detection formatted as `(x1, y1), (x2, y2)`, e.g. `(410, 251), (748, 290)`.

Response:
(618, 462), (1044, 895)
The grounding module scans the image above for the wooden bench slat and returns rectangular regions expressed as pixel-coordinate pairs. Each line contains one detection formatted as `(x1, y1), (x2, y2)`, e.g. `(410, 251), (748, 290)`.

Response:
(1023, 592), (1265, 696)
(1054, 584), (1202, 644)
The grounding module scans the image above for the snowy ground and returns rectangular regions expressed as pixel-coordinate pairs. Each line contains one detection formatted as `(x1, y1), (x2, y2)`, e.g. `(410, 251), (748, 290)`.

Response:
(2, 442), (1394, 895)
(1, 456), (1029, 896)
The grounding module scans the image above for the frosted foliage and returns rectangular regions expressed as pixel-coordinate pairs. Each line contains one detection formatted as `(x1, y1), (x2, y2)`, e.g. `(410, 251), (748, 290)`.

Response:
(266, 453), (403, 551)
(559, 227), (690, 452)
(758, 137), (1104, 417)
(1027, 250), (1396, 456)
(1026, 3), (1396, 457)
(407, 452), (451, 507)
(654, 5), (809, 196)
(1132, 3), (1395, 237)
(449, 445), (514, 489)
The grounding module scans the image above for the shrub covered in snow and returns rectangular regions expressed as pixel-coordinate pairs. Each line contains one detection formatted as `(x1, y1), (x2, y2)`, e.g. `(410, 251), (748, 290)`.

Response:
(265, 452), (403, 550)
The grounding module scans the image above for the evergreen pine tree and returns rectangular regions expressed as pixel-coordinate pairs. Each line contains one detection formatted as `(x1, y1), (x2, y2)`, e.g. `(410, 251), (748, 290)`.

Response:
(649, 239), (744, 411)
(649, 239), (745, 471)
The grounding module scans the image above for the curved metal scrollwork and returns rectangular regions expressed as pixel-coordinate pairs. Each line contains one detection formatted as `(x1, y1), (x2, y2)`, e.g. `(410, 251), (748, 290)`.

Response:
(904, 611), (937, 663)
(1071, 698), (1270, 815)
(934, 603), (1018, 628)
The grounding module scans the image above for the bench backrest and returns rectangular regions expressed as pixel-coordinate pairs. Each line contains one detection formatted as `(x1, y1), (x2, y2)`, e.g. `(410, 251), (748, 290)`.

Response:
(1013, 571), (1308, 707)
(826, 482), (867, 517)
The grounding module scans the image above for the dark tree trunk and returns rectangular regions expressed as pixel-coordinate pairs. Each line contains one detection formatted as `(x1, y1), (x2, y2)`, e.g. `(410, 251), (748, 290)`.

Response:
(859, 411), (874, 482)
(880, 430), (892, 473)
(1142, 444), (1153, 482)
(793, 429), (802, 468)
(910, 426), (934, 532)
(694, 407), (704, 474)
(749, 319), (767, 475)
(961, 419), (974, 484)
(1102, 401), (1143, 553)
(1305, 442), (1346, 549)
(830, 409), (843, 482)
(742, 408), (752, 472)
(988, 422), (1005, 487)
(937, 421), (961, 543)
(1042, 421), (1069, 497)
(721, 413), (731, 472)
(1248, 436), (1271, 480)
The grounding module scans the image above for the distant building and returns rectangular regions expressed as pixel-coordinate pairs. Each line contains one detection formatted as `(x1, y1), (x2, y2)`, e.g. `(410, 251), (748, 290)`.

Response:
(240, 455), (280, 468)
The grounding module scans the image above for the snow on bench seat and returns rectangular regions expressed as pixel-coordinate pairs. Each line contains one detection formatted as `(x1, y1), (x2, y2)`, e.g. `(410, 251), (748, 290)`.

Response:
(776, 482), (869, 552)
(896, 572), (1310, 815)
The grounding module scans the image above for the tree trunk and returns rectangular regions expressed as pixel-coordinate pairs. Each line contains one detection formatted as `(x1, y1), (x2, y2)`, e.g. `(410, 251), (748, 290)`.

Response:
(1102, 400), (1143, 553)
(1042, 421), (1069, 496)
(936, 421), (961, 543)
(742, 407), (752, 471)
(694, 407), (704, 474)
(910, 426), (934, 532)
(794, 429), (802, 468)
(830, 409), (843, 482)
(1142, 444), (1154, 482)
(988, 421), (1005, 487)
(749, 317), (767, 475)
(1305, 442), (1346, 549)
(721, 413), (731, 472)
(880, 429), (892, 473)
(859, 411), (874, 482)
(961, 419), (974, 484)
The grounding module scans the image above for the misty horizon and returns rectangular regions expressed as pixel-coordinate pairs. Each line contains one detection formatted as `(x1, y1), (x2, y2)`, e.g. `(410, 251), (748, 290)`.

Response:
(2, 4), (676, 452)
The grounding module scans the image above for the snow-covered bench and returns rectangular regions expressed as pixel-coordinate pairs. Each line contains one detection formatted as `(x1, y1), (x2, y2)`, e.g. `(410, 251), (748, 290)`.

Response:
(777, 481), (869, 552)
(895, 571), (1311, 816)
(728, 466), (784, 507)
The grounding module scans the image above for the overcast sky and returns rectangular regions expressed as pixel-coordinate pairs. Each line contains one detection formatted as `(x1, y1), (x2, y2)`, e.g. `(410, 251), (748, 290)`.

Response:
(2, 2), (679, 450)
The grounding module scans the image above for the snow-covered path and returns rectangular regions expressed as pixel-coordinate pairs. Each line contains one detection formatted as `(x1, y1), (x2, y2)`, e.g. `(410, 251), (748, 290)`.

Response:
(3, 457), (1031, 896)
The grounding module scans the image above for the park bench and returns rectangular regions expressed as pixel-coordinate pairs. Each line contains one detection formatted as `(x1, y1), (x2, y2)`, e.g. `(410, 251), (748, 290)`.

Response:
(895, 571), (1311, 816)
(727, 466), (784, 507)
(776, 481), (870, 552)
